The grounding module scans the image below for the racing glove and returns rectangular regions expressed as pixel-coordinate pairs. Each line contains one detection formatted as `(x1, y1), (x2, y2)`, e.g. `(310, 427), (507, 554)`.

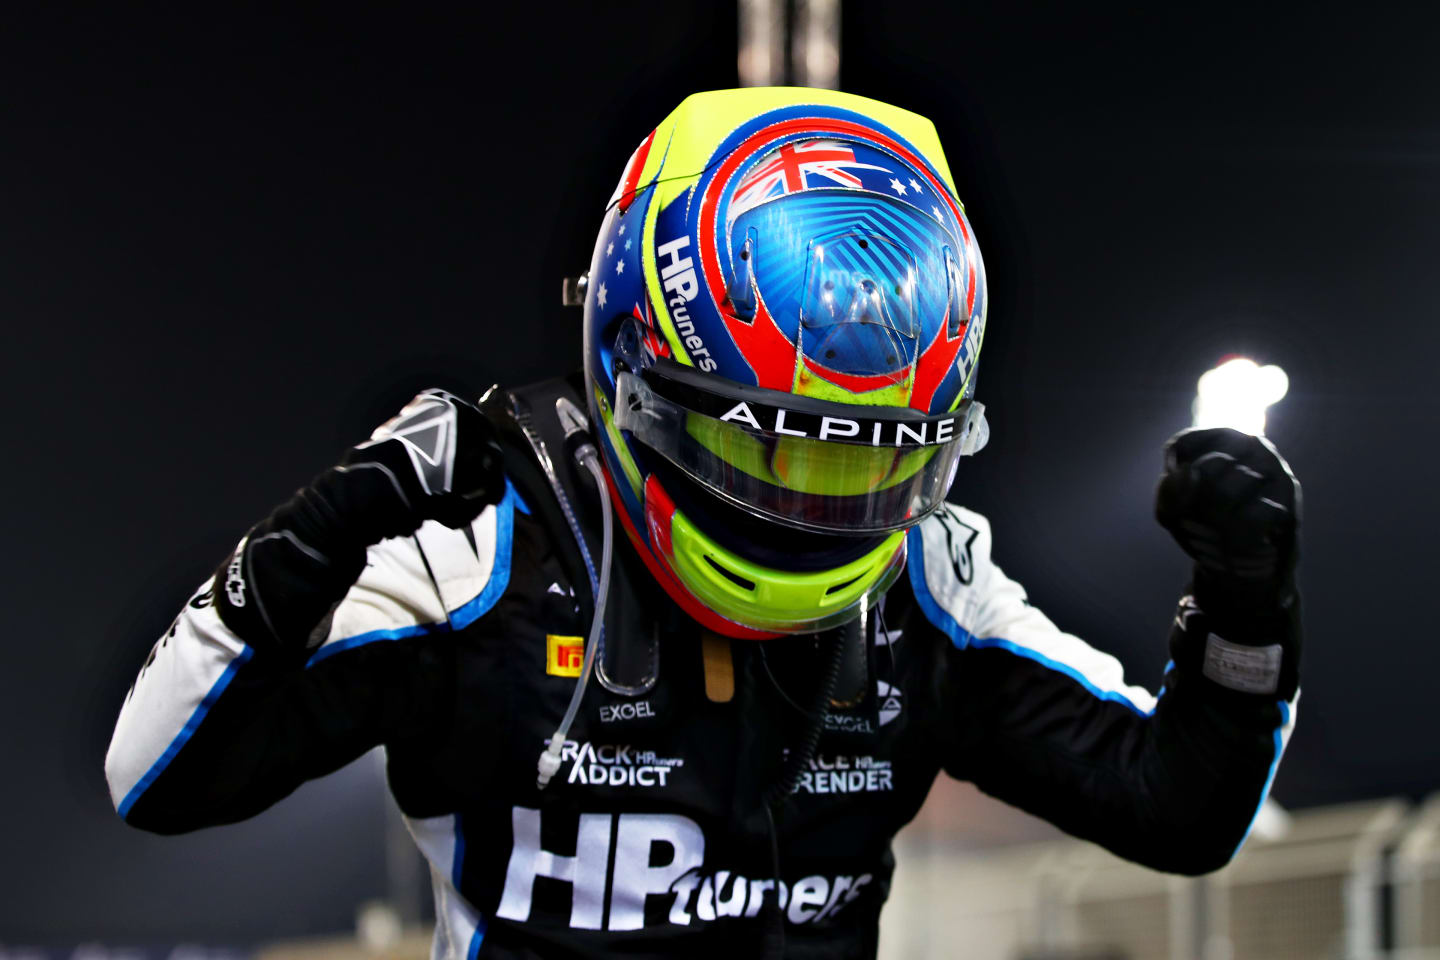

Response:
(213, 390), (505, 653)
(1155, 427), (1302, 698)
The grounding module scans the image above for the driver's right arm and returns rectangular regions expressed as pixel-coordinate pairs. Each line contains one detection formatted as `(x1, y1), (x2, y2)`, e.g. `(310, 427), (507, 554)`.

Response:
(105, 391), (508, 833)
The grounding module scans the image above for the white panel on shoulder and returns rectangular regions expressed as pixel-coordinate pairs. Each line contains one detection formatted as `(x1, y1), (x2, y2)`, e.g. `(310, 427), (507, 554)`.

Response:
(105, 577), (251, 815)
(107, 493), (514, 815)
(322, 533), (441, 647)
(413, 511), (501, 620)
(910, 505), (1158, 716)
(311, 492), (513, 666)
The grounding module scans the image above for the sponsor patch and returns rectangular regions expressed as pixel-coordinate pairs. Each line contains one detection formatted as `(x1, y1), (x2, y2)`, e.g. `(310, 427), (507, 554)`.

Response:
(824, 713), (875, 735)
(1202, 633), (1282, 695)
(552, 739), (685, 788)
(498, 806), (874, 930)
(547, 634), (584, 677)
(796, 754), (893, 794)
(600, 700), (656, 723)
(223, 545), (247, 608)
(655, 236), (717, 372)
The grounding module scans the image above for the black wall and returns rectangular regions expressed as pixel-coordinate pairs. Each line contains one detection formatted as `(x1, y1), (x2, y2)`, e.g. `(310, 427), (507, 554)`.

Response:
(3, 1), (1436, 944)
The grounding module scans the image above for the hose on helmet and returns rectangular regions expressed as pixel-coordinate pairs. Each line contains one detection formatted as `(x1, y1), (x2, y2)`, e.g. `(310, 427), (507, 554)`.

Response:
(536, 442), (614, 789)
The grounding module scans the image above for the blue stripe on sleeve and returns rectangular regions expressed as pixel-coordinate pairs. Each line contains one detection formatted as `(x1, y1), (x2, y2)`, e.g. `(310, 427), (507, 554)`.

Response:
(305, 480), (516, 667)
(906, 526), (975, 648)
(1231, 699), (1292, 860)
(449, 481), (515, 631)
(120, 483), (519, 825)
(966, 636), (1154, 717)
(907, 525), (1152, 717)
(1156, 659), (1176, 701)
(452, 812), (467, 887)
(305, 622), (439, 667)
(118, 645), (255, 819)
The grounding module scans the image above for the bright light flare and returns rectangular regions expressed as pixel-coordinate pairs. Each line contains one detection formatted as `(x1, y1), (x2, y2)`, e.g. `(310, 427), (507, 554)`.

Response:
(1192, 356), (1289, 436)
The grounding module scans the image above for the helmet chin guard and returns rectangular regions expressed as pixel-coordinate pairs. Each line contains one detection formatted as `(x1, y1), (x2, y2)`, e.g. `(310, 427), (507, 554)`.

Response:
(642, 474), (907, 636)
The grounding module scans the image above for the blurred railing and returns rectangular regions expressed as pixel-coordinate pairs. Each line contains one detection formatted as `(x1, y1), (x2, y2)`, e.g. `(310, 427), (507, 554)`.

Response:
(1395, 794), (1440, 956)
(878, 786), (1436, 960)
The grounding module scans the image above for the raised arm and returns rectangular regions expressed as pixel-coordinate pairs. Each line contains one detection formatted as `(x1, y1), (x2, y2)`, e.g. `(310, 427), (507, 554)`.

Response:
(105, 391), (506, 832)
(913, 429), (1301, 874)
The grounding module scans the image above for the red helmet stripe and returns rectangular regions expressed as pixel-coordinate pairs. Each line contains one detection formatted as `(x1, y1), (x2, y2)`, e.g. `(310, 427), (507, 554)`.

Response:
(697, 117), (966, 394)
(956, 215), (977, 317)
(729, 286), (799, 391)
(616, 128), (657, 215)
(909, 308), (967, 413)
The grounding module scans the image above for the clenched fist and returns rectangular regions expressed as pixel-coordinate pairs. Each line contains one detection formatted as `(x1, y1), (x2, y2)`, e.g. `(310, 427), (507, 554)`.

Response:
(348, 389), (506, 530)
(214, 390), (506, 651)
(1155, 427), (1301, 628)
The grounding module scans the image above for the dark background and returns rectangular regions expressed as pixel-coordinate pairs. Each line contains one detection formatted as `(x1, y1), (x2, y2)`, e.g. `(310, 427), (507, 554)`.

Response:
(2, 1), (1436, 945)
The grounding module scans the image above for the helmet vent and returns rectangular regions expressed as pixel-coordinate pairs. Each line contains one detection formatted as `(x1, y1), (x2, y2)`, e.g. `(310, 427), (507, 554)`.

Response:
(703, 554), (756, 592)
(825, 575), (863, 596)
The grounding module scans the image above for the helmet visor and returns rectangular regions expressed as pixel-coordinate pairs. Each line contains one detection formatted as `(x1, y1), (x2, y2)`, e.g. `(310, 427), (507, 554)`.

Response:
(614, 363), (987, 534)
(726, 187), (978, 391)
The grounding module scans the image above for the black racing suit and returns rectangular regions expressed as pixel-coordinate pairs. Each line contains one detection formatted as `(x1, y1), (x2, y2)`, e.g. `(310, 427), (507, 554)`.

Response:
(105, 377), (1300, 959)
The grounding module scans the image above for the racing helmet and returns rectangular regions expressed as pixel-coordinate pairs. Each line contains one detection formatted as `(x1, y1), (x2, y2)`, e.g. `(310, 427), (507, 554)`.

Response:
(582, 88), (989, 640)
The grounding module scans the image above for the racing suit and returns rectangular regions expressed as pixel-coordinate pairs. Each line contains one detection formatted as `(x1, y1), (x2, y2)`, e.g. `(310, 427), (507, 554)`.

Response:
(105, 376), (1300, 960)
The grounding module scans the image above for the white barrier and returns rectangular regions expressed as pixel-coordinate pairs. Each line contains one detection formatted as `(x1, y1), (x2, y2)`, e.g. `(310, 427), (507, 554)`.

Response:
(1395, 794), (1440, 953)
(879, 795), (1412, 960)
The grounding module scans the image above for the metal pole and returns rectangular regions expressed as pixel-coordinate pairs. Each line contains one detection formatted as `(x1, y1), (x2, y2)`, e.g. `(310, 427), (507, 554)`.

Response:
(792, 0), (840, 89)
(740, 0), (840, 89)
(738, 0), (786, 87)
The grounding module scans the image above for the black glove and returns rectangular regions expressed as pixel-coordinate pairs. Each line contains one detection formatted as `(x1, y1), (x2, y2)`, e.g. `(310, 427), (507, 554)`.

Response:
(214, 390), (506, 652)
(344, 389), (507, 530)
(1155, 427), (1302, 696)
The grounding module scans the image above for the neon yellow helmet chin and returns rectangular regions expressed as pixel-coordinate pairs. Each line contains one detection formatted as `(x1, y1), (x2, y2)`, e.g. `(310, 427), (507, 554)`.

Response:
(581, 88), (990, 639)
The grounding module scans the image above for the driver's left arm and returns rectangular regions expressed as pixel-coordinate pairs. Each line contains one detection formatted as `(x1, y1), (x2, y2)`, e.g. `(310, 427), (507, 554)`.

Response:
(913, 506), (1298, 875)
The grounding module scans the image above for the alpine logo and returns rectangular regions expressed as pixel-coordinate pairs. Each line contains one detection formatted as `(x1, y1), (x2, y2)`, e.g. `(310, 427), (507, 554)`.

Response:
(718, 400), (964, 448)
(497, 807), (873, 930)
(877, 679), (902, 728)
(551, 739), (684, 788)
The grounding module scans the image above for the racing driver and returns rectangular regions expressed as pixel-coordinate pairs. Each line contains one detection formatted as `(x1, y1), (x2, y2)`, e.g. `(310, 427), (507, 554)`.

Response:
(106, 88), (1302, 960)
